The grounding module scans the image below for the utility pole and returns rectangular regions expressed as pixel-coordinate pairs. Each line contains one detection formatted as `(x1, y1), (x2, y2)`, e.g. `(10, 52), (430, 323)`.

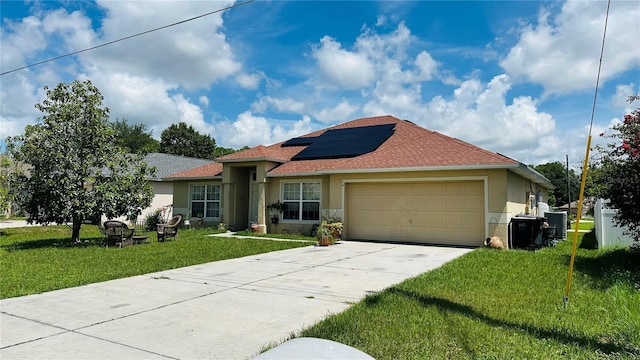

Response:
(566, 155), (571, 221)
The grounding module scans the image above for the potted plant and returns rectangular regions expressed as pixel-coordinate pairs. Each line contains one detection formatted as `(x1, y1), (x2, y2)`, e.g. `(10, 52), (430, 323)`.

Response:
(266, 200), (287, 224)
(316, 222), (334, 246)
(327, 222), (342, 240)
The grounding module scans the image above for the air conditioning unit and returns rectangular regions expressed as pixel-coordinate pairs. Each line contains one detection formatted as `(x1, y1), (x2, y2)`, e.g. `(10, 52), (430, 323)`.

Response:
(545, 211), (568, 240)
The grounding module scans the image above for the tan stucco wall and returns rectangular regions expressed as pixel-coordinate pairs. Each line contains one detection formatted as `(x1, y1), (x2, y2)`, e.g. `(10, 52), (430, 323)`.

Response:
(172, 162), (551, 245)
(172, 179), (223, 227)
(102, 181), (173, 225)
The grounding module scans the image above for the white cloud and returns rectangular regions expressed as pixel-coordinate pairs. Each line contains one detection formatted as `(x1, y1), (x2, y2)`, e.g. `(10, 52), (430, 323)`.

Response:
(501, 0), (640, 95)
(313, 100), (358, 123)
(414, 51), (438, 81)
(613, 83), (639, 112)
(216, 112), (312, 148)
(236, 72), (262, 90)
(86, 0), (241, 90)
(272, 115), (313, 143)
(42, 9), (95, 52)
(92, 72), (213, 139)
(312, 35), (375, 89)
(0, 16), (47, 72)
(251, 96), (306, 114)
(199, 96), (210, 107)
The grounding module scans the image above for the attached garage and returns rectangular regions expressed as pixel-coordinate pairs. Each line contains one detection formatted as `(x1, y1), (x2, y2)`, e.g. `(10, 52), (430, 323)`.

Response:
(345, 180), (486, 246)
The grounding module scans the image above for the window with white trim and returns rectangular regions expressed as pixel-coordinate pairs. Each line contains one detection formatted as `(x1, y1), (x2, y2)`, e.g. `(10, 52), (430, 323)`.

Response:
(282, 182), (320, 221)
(190, 184), (221, 218)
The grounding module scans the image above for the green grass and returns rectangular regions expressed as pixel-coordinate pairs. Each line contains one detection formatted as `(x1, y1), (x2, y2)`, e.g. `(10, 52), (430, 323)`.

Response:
(571, 220), (595, 231)
(299, 237), (640, 359)
(0, 225), (312, 299)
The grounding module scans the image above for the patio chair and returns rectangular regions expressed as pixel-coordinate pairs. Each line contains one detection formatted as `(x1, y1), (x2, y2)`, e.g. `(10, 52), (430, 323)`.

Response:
(103, 220), (135, 248)
(157, 214), (183, 242)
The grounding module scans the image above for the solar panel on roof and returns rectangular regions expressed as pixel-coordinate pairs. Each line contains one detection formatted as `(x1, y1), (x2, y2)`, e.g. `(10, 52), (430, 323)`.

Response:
(282, 123), (395, 160)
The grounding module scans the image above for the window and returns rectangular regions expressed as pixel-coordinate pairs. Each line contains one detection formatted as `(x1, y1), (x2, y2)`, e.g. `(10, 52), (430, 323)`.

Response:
(190, 184), (220, 218)
(282, 182), (320, 221)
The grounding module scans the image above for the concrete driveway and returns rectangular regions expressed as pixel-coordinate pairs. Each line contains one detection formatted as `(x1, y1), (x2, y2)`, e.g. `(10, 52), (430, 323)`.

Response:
(0, 240), (472, 360)
(0, 220), (40, 229)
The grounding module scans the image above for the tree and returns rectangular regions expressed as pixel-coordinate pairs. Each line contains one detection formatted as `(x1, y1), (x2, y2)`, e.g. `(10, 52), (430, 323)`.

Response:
(533, 162), (580, 207)
(0, 154), (12, 216)
(160, 122), (217, 159)
(111, 118), (159, 154)
(7, 80), (156, 243)
(597, 103), (640, 242)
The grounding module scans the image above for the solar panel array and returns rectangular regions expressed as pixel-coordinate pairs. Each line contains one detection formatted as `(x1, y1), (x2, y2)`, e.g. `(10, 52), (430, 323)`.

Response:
(282, 123), (395, 160)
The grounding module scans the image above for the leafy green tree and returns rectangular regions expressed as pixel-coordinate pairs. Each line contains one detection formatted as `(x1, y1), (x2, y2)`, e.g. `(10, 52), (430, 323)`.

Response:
(7, 80), (156, 243)
(0, 154), (12, 216)
(596, 105), (640, 242)
(533, 162), (580, 207)
(111, 118), (159, 154)
(160, 122), (217, 159)
(213, 146), (238, 158)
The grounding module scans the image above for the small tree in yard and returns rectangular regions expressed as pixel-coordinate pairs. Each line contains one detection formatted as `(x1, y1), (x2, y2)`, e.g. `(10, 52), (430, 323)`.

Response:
(597, 99), (640, 242)
(7, 80), (156, 243)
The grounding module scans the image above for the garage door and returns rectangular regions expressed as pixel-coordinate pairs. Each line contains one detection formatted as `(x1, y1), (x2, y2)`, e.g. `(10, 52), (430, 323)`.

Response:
(345, 181), (484, 246)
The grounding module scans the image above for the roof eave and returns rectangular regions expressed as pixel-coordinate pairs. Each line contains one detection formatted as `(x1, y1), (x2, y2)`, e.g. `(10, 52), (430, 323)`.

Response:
(216, 157), (287, 164)
(266, 164), (513, 177)
(510, 163), (555, 189)
(265, 163), (554, 189)
(162, 175), (223, 181)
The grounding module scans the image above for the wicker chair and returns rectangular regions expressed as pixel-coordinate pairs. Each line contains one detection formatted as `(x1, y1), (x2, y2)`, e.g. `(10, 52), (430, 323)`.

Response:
(157, 214), (183, 242)
(103, 220), (135, 247)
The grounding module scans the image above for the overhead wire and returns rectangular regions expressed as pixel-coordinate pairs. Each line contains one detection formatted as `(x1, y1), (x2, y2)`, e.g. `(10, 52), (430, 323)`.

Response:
(0, 0), (255, 76)
(563, 0), (611, 308)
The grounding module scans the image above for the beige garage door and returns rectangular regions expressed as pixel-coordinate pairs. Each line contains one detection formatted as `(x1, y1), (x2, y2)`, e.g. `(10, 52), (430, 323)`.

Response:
(346, 181), (485, 246)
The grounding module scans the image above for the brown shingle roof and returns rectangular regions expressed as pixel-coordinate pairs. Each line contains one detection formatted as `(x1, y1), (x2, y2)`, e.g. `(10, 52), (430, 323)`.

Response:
(252, 115), (517, 175)
(170, 115), (528, 179)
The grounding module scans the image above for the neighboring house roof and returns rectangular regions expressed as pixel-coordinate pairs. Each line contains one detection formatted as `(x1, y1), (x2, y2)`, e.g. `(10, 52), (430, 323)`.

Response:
(143, 153), (215, 181)
(168, 115), (553, 188)
(167, 161), (223, 180)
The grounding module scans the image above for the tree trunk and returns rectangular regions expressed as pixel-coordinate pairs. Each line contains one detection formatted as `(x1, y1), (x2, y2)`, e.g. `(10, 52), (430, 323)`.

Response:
(71, 216), (83, 243)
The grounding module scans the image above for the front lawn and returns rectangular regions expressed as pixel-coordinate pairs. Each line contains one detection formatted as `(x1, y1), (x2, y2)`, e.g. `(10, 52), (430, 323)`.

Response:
(0, 225), (312, 299)
(300, 237), (640, 359)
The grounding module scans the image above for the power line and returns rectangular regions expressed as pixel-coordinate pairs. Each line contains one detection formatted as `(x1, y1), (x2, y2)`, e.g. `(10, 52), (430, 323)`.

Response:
(0, 0), (255, 76)
(563, 0), (611, 309)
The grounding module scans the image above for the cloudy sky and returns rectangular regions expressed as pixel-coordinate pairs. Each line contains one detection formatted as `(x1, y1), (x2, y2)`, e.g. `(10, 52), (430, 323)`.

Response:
(1, 0), (639, 167)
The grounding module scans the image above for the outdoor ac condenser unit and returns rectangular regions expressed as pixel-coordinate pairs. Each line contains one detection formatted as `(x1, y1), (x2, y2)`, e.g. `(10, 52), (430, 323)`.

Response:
(545, 211), (568, 240)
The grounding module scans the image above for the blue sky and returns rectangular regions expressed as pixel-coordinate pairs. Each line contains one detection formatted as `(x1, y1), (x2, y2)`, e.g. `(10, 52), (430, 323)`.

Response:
(1, 0), (639, 167)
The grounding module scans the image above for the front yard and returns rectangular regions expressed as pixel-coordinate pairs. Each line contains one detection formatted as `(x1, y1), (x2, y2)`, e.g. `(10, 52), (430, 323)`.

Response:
(0, 225), (312, 299)
(299, 237), (640, 359)
(2, 225), (638, 358)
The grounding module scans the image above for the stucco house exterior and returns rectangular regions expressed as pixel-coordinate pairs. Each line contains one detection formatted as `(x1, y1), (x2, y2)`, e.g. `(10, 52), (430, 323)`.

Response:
(105, 153), (214, 224)
(168, 115), (553, 247)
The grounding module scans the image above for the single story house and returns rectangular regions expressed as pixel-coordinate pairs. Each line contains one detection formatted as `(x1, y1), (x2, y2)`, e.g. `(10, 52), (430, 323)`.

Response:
(167, 115), (553, 248)
(106, 153), (214, 224)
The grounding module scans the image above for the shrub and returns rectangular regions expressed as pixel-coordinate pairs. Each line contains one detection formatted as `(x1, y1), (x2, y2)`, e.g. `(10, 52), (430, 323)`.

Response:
(144, 209), (162, 231)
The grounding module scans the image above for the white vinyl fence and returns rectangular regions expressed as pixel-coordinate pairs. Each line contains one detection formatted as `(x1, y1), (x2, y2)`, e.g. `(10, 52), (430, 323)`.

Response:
(594, 199), (634, 248)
